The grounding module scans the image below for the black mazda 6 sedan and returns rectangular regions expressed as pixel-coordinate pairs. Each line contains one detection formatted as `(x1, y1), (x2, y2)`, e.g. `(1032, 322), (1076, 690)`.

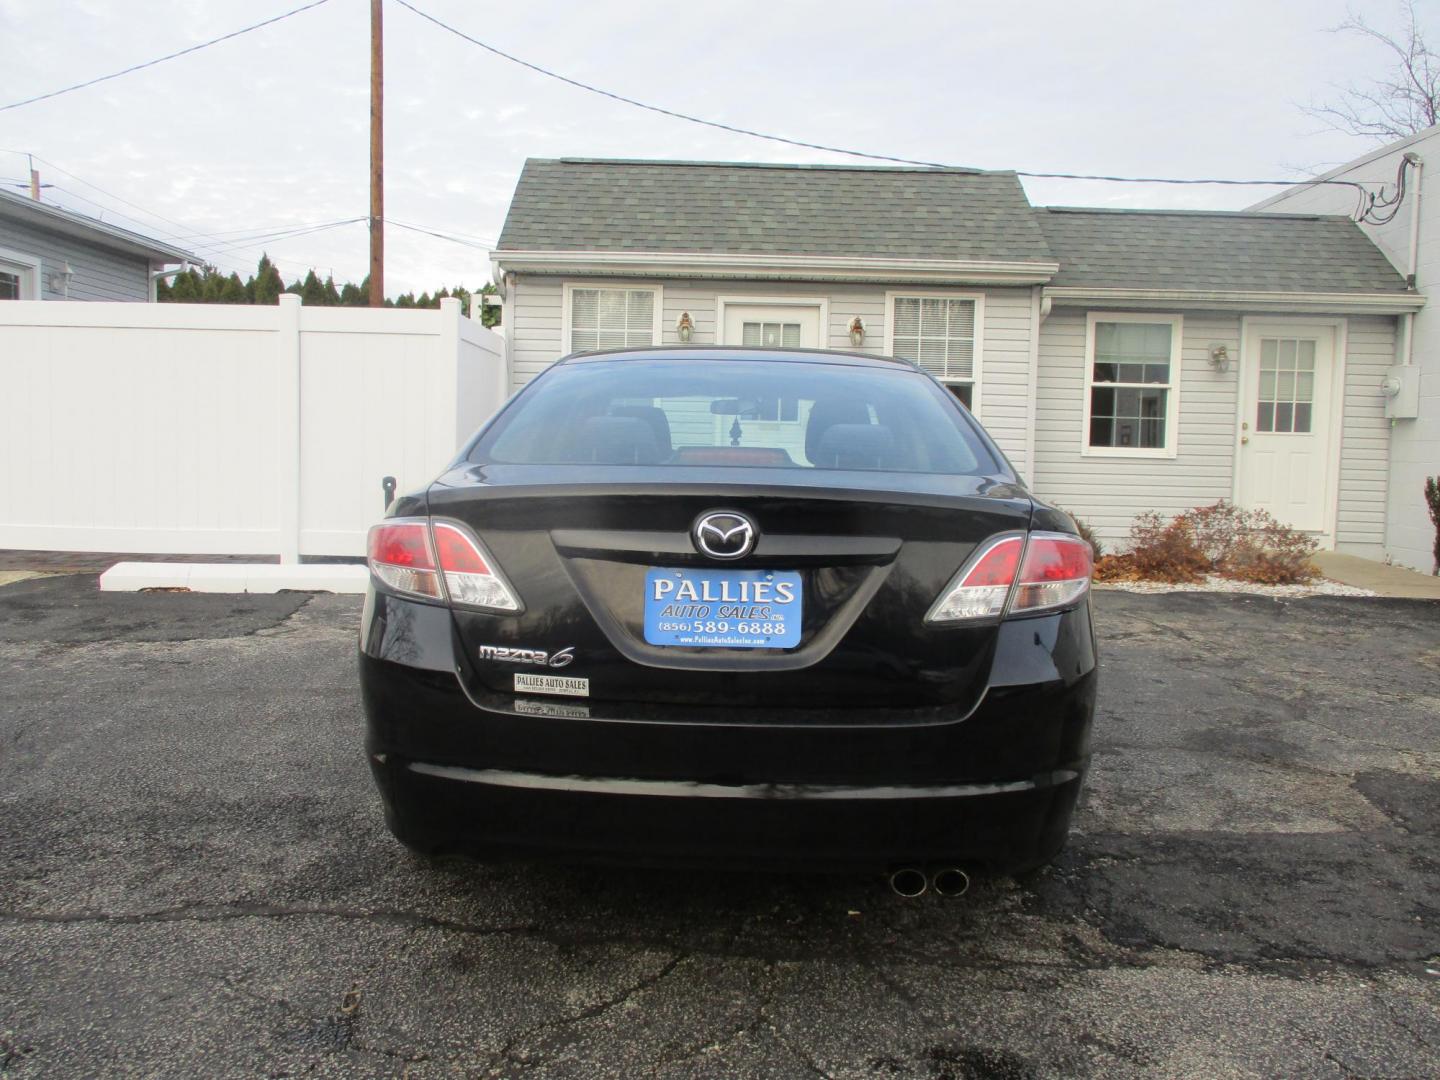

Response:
(360, 347), (1096, 887)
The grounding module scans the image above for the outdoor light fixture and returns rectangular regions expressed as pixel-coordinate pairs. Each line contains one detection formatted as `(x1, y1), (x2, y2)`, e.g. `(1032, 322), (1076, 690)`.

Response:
(849, 316), (865, 347)
(47, 262), (74, 297)
(676, 311), (694, 343)
(1209, 344), (1231, 373)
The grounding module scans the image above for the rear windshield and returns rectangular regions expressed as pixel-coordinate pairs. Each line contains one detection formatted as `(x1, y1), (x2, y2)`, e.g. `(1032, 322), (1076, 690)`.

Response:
(473, 357), (1001, 476)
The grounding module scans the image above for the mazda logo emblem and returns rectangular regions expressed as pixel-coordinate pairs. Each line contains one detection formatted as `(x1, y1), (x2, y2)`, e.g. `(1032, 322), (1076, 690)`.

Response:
(693, 511), (757, 560)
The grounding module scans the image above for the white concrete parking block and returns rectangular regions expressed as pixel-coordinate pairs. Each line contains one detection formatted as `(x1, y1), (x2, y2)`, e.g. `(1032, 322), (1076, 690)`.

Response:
(100, 562), (368, 594)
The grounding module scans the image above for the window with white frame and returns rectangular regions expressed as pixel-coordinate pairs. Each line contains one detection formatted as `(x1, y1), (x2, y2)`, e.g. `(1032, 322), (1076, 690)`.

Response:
(0, 250), (40, 301)
(1085, 316), (1181, 453)
(889, 295), (978, 409)
(567, 287), (657, 353)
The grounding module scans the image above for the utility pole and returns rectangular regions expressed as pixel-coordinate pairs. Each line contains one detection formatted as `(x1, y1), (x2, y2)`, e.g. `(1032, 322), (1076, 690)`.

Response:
(368, 0), (384, 306)
(28, 154), (40, 201)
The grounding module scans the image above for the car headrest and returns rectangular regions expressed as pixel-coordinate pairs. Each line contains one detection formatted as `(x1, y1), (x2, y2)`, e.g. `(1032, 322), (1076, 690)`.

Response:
(805, 399), (872, 461)
(568, 415), (662, 464)
(609, 404), (672, 456)
(810, 423), (897, 470)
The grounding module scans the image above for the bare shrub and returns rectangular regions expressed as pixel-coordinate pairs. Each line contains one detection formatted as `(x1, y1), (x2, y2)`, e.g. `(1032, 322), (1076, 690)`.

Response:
(1094, 511), (1208, 583)
(1425, 476), (1440, 574)
(1094, 502), (1319, 585)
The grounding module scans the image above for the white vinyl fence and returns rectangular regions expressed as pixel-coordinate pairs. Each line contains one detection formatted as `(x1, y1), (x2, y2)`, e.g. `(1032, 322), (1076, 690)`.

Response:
(0, 295), (507, 559)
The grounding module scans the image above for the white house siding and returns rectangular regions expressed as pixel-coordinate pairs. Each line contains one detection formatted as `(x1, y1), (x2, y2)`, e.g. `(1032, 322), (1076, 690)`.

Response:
(1032, 308), (1239, 542)
(1253, 128), (1439, 570)
(506, 276), (1039, 477)
(1337, 315), (1397, 555)
(0, 216), (152, 301)
(1032, 307), (1394, 554)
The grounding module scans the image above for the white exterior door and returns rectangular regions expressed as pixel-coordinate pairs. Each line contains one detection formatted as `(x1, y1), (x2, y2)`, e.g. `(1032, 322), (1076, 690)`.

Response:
(719, 303), (824, 348)
(1237, 323), (1338, 534)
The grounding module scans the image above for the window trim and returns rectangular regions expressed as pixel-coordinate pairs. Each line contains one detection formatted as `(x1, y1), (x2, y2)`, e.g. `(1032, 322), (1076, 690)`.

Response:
(1080, 311), (1183, 459)
(0, 246), (42, 301)
(884, 290), (986, 418)
(561, 281), (665, 355)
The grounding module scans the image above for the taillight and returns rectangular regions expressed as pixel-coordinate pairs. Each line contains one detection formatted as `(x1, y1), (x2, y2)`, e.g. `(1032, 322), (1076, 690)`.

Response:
(431, 521), (521, 612)
(1010, 532), (1093, 615)
(927, 531), (1091, 623)
(366, 518), (522, 612)
(367, 519), (441, 599)
(926, 535), (1024, 621)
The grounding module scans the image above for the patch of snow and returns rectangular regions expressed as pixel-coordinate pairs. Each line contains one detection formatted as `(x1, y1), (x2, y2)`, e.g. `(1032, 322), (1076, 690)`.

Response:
(1095, 574), (1375, 598)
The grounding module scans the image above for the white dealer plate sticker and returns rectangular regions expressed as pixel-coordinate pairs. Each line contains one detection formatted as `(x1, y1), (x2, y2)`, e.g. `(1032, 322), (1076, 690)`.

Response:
(514, 673), (590, 698)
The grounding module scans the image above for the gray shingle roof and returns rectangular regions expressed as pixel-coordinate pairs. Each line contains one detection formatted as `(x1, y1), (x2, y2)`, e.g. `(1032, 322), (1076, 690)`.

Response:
(1037, 206), (1409, 293)
(0, 187), (196, 263)
(498, 158), (1055, 263)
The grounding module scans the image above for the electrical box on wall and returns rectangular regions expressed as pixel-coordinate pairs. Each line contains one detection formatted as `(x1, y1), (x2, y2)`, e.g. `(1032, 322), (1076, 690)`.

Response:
(1381, 365), (1420, 419)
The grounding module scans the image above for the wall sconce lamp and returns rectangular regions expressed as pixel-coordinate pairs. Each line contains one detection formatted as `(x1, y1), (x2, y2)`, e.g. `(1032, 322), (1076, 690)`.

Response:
(676, 311), (694, 343)
(848, 316), (865, 347)
(47, 262), (74, 297)
(1209, 344), (1231, 373)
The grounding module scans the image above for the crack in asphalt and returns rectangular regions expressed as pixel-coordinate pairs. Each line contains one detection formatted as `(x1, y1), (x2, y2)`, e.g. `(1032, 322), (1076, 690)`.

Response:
(484, 951), (688, 1074)
(220, 972), (435, 1069)
(0, 902), (541, 940)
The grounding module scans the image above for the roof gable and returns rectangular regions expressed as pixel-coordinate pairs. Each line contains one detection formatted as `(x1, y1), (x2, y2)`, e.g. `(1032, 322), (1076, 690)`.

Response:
(499, 158), (1054, 264)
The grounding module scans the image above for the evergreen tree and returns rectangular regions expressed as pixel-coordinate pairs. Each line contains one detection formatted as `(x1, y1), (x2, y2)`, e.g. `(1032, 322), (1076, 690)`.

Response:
(152, 253), (499, 319)
(300, 270), (327, 307)
(220, 273), (248, 304)
(200, 269), (227, 304)
(167, 268), (200, 302)
(252, 255), (285, 305)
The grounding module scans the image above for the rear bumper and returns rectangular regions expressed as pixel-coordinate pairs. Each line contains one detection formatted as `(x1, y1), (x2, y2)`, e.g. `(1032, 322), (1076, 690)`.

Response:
(360, 589), (1096, 871)
(370, 755), (1085, 872)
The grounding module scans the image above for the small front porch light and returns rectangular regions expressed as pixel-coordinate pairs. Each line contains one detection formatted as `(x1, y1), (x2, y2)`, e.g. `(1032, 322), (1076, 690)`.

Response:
(676, 311), (694, 343)
(47, 262), (74, 297)
(1209, 344), (1231, 373)
(848, 316), (865, 347)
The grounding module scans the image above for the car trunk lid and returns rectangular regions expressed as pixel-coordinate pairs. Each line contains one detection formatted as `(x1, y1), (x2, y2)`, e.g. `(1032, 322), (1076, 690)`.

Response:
(430, 465), (1032, 715)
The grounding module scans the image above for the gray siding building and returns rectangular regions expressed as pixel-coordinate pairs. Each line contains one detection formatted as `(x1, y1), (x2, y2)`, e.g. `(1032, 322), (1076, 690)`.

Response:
(491, 158), (1425, 554)
(0, 187), (194, 302)
(1254, 127), (1440, 573)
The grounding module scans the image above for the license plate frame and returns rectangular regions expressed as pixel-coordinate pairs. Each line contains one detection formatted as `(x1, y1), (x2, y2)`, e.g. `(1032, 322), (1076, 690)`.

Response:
(643, 567), (802, 649)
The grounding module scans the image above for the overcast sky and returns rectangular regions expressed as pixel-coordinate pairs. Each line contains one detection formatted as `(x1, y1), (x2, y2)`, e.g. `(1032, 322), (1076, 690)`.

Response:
(0, 0), (1430, 294)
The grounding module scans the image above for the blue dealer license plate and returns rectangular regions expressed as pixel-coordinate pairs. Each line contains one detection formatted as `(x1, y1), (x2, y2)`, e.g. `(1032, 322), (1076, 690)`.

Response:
(643, 568), (802, 649)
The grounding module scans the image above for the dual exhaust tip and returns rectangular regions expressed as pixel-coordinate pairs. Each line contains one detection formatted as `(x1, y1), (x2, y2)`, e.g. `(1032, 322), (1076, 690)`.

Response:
(888, 865), (970, 899)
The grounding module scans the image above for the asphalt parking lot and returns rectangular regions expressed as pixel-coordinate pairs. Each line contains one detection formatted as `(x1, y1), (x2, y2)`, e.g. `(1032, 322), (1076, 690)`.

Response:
(1, 575), (1437, 1078)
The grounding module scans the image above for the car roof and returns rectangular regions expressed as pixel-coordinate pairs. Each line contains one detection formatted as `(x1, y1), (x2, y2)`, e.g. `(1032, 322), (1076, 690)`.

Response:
(555, 346), (920, 371)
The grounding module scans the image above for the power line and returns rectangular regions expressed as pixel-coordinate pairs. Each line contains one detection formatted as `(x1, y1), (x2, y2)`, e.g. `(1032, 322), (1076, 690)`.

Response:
(389, 219), (494, 250)
(27, 157), (348, 270)
(0, 0), (334, 113)
(392, 0), (956, 170)
(165, 217), (374, 242)
(202, 218), (366, 256)
(44, 184), (245, 269)
(23, 153), (254, 264)
(394, 0), (1377, 197)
